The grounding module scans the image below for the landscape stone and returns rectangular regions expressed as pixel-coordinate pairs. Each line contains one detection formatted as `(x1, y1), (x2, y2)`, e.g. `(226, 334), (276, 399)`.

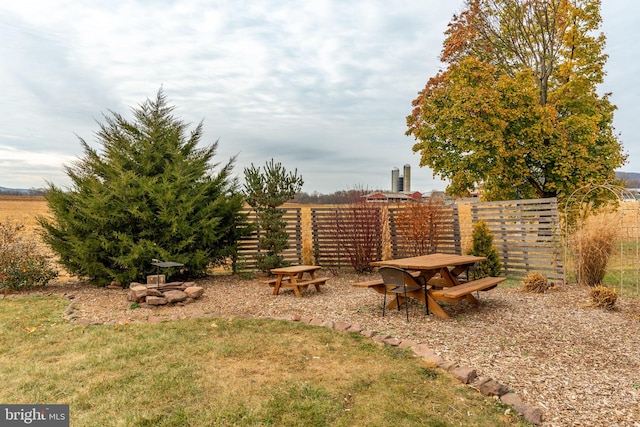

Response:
(521, 405), (543, 425)
(163, 290), (188, 303)
(372, 334), (391, 342)
(500, 392), (523, 407)
(107, 281), (123, 289)
(382, 337), (402, 346)
(411, 343), (433, 357)
(146, 296), (168, 305)
(334, 321), (351, 331)
(476, 377), (509, 396)
(184, 286), (204, 299)
(438, 361), (458, 371)
(128, 289), (147, 303)
(347, 324), (363, 332)
(398, 339), (417, 349)
(450, 366), (477, 384)
(412, 344), (445, 365)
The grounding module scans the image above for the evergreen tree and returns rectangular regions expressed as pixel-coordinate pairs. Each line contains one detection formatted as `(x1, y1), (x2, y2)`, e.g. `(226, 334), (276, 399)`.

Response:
(243, 159), (303, 272)
(466, 220), (503, 278)
(39, 89), (248, 285)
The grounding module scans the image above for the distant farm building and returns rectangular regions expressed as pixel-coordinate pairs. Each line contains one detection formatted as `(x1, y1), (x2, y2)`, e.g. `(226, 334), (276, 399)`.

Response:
(363, 191), (422, 203)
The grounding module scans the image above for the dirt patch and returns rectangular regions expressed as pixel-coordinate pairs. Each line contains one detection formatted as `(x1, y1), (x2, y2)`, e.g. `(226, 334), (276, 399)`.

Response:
(9, 273), (640, 426)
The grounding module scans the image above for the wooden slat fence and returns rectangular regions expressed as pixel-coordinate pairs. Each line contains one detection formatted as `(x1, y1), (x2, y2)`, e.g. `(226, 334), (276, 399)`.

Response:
(469, 198), (562, 280)
(235, 207), (302, 270)
(235, 199), (562, 279)
(388, 203), (461, 258)
(311, 206), (383, 269)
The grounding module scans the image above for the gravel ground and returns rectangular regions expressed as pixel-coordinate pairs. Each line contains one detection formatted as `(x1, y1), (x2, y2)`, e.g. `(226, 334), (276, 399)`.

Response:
(11, 273), (640, 427)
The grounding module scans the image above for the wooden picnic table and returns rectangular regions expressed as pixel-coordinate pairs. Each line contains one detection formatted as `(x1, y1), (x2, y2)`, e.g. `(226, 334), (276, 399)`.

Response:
(356, 253), (505, 319)
(268, 265), (328, 297)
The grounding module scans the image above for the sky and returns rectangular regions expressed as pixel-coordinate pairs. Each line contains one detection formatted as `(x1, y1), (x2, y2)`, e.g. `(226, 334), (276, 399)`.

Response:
(1, 1), (638, 195)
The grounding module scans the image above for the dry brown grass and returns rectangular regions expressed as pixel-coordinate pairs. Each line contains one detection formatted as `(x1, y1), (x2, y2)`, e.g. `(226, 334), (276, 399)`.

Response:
(0, 195), (49, 229)
(589, 285), (618, 309)
(0, 196), (74, 280)
(521, 272), (551, 293)
(571, 214), (620, 287)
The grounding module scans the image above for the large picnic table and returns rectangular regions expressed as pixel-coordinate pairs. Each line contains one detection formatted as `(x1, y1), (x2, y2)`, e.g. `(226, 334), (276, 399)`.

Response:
(355, 253), (505, 319)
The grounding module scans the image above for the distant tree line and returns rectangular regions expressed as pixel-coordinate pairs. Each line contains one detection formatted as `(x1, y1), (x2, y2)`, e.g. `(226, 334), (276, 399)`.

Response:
(292, 189), (373, 204)
(0, 188), (46, 196)
(616, 172), (640, 189)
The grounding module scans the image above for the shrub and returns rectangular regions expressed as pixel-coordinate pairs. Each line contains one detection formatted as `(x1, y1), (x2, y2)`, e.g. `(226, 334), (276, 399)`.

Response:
(0, 219), (58, 291)
(466, 220), (502, 278)
(589, 285), (617, 310)
(521, 272), (551, 293)
(571, 215), (618, 287)
(333, 200), (383, 273)
(394, 198), (446, 257)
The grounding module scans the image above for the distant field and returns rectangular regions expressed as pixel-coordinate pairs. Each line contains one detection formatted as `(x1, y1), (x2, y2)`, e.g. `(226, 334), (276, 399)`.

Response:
(0, 195), (49, 229)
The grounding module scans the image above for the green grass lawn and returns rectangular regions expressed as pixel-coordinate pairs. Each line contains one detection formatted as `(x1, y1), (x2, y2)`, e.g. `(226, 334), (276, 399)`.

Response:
(0, 296), (529, 426)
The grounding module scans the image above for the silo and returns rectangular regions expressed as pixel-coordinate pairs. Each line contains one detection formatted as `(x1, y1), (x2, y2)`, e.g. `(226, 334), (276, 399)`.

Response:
(403, 164), (411, 192)
(391, 167), (400, 192)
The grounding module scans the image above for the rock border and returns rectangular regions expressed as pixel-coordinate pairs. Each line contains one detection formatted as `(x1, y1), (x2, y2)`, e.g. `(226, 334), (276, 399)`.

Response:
(61, 298), (542, 425)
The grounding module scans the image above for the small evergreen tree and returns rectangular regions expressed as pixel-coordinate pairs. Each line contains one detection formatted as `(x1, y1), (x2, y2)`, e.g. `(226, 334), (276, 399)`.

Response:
(243, 159), (303, 272)
(466, 220), (502, 278)
(39, 89), (248, 285)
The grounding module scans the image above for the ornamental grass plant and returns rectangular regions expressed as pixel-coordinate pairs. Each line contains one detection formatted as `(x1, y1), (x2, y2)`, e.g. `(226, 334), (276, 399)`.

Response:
(521, 272), (551, 293)
(571, 215), (619, 288)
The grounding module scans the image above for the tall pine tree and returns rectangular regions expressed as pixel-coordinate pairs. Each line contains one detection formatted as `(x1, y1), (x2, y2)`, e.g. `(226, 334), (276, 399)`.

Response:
(39, 89), (248, 285)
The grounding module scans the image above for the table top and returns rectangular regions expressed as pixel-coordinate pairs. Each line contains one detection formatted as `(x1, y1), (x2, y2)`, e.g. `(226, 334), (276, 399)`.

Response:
(270, 265), (322, 275)
(370, 253), (486, 270)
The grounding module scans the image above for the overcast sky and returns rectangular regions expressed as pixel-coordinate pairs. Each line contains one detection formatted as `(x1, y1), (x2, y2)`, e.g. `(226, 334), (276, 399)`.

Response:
(1, 1), (637, 194)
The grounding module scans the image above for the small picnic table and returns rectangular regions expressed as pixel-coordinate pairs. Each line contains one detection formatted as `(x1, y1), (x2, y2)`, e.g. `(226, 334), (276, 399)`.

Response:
(355, 253), (505, 319)
(268, 265), (328, 297)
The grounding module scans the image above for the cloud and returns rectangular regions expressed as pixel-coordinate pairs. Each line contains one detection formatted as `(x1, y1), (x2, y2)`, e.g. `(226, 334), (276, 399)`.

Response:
(1, 0), (633, 194)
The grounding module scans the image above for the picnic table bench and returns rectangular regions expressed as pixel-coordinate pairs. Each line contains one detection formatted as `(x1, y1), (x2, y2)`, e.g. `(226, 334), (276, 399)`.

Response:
(430, 276), (505, 302)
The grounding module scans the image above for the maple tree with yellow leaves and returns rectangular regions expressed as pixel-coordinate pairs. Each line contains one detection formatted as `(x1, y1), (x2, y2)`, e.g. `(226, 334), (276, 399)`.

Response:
(407, 0), (626, 202)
